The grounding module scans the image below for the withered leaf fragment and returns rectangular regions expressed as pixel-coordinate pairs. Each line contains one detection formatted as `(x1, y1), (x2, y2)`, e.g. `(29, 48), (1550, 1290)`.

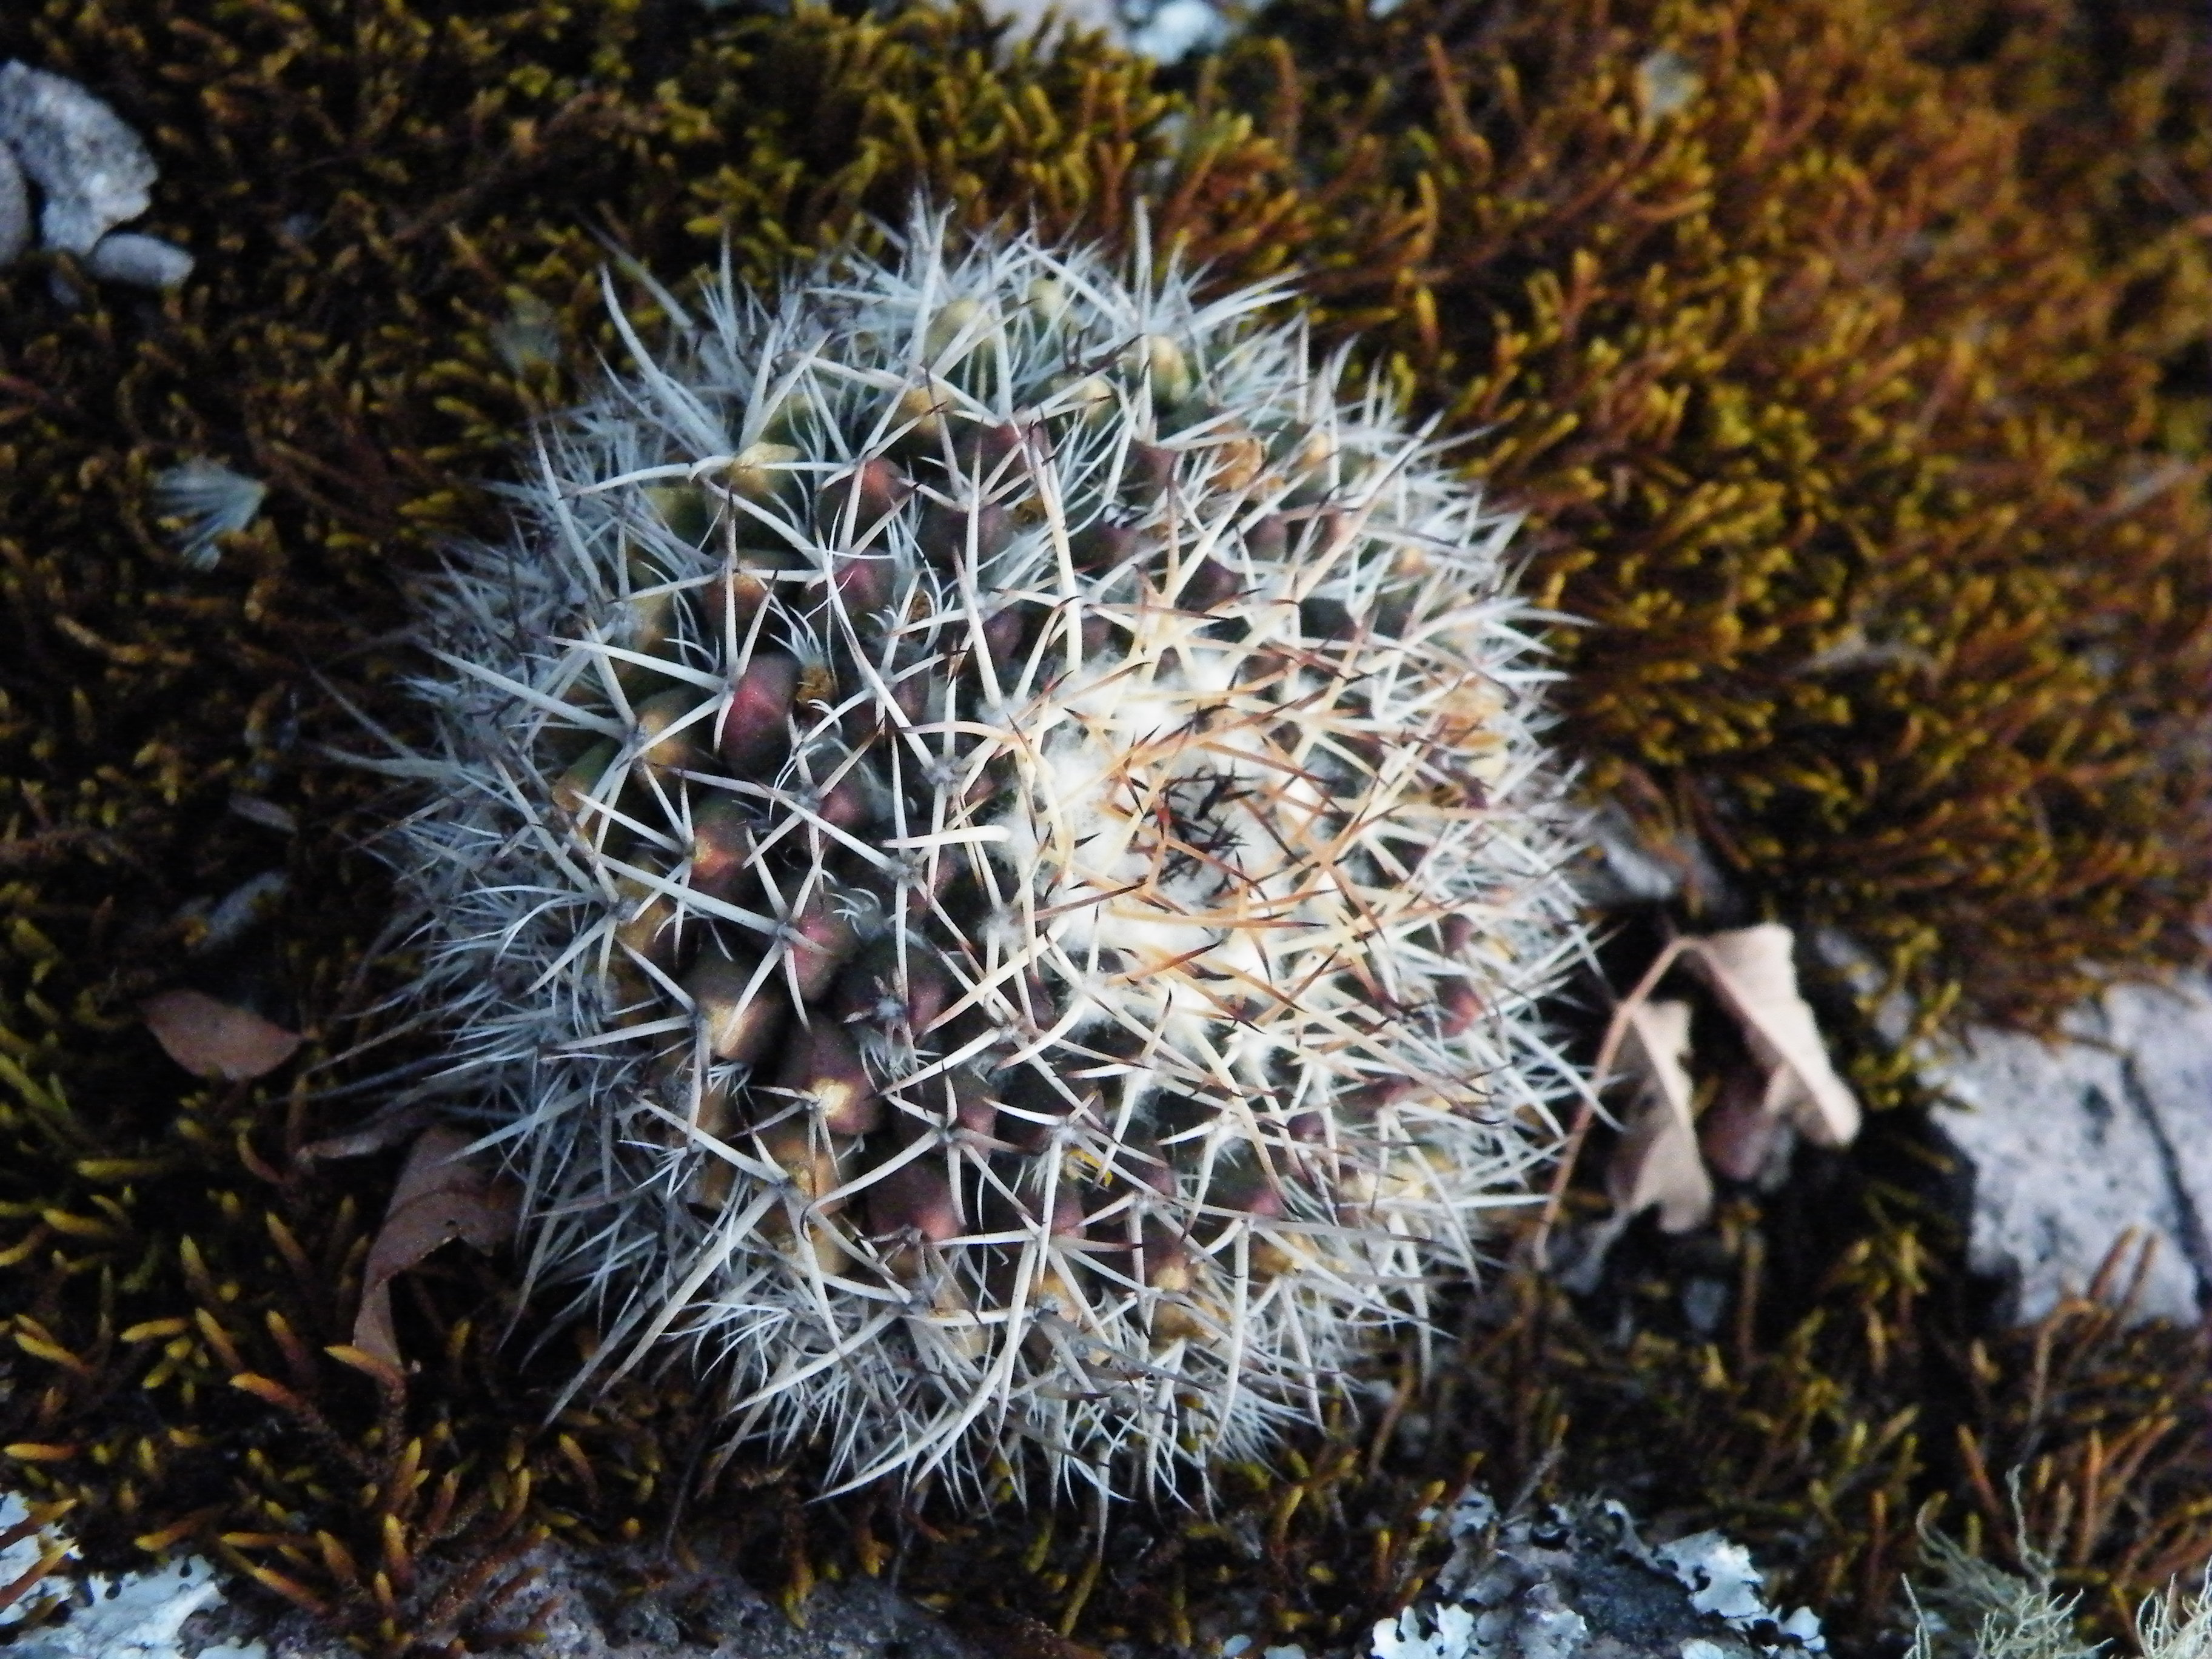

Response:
(1604, 999), (1711, 1233)
(352, 1128), (519, 1367)
(1603, 925), (1862, 1232)
(140, 989), (302, 1081)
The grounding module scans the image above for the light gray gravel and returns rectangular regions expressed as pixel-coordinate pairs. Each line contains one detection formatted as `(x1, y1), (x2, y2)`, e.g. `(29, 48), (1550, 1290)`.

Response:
(173, 1538), (990, 1659)
(0, 59), (157, 254)
(87, 228), (194, 289)
(1927, 972), (2212, 1324)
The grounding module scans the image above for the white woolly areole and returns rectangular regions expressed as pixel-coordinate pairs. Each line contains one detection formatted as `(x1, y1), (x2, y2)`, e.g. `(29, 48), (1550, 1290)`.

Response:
(388, 211), (1591, 1498)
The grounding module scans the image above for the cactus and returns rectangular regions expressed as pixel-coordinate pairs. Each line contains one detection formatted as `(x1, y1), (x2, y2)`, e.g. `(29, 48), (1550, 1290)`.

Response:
(391, 212), (1589, 1496)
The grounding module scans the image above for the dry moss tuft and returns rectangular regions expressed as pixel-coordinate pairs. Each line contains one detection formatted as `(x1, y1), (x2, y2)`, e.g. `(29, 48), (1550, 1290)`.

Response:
(1215, 0), (2212, 1027)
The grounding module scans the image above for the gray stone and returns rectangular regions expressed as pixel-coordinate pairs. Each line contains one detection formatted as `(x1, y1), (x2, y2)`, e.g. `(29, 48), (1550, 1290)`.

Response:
(1125, 0), (1227, 62)
(976, 0), (1126, 46)
(1634, 50), (1702, 121)
(1926, 971), (2212, 1326)
(87, 229), (193, 290)
(0, 142), (29, 267)
(1376, 1492), (1825, 1659)
(1569, 802), (1741, 917)
(0, 60), (157, 254)
(172, 1535), (989, 1659)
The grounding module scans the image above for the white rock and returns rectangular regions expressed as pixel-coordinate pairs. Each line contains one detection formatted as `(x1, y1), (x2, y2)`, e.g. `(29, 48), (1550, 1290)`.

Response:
(2103, 977), (2212, 1216)
(1928, 973), (2212, 1325)
(0, 1495), (264, 1659)
(0, 142), (29, 266)
(87, 229), (192, 290)
(0, 61), (158, 253)
(976, 0), (1127, 46)
(1127, 0), (1228, 62)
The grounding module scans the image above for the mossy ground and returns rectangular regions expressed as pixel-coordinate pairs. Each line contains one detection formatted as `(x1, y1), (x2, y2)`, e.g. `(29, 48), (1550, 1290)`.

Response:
(0, 0), (2207, 1653)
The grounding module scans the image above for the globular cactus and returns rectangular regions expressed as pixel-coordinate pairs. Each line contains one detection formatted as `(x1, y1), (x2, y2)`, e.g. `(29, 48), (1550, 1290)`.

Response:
(393, 213), (1589, 1496)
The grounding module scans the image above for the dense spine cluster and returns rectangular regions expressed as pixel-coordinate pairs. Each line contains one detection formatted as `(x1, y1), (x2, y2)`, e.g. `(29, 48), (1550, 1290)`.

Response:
(394, 216), (1589, 1495)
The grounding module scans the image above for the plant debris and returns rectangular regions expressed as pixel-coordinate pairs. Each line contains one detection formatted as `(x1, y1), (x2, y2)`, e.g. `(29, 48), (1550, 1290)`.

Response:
(138, 990), (301, 1083)
(352, 1128), (518, 1370)
(1600, 927), (1863, 1235)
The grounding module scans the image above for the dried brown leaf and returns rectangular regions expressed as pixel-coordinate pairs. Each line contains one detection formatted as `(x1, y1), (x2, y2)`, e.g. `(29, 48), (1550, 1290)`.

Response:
(1597, 923), (1862, 1233)
(1697, 1062), (1784, 1184)
(352, 1127), (519, 1367)
(140, 989), (302, 1081)
(1681, 924), (1862, 1147)
(1606, 997), (1713, 1232)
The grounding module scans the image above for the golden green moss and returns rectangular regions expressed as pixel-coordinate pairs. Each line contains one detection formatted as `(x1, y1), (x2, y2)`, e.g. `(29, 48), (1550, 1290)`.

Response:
(1210, 0), (2212, 1027)
(0, 0), (2207, 1652)
(1221, 9), (2212, 1629)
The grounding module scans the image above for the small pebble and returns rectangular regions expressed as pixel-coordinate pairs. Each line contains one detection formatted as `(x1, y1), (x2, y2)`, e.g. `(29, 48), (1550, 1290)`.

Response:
(0, 143), (28, 267)
(0, 59), (157, 253)
(190, 870), (290, 957)
(1680, 1275), (1729, 1338)
(1637, 49), (1703, 119)
(1127, 0), (1227, 62)
(87, 229), (193, 289)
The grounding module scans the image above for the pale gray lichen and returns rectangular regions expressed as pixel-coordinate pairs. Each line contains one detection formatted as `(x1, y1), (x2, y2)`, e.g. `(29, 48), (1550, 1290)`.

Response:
(0, 1493), (266, 1659)
(1378, 1491), (1825, 1659)
(150, 459), (267, 570)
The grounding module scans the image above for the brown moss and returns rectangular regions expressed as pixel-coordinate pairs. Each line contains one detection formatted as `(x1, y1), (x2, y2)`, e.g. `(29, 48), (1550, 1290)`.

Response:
(1215, 0), (2212, 1029)
(1439, 1185), (2212, 1656)
(870, 1176), (2212, 1659)
(1949, 1245), (2212, 1646)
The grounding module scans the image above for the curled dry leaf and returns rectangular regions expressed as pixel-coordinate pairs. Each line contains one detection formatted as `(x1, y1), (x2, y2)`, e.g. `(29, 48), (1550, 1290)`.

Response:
(295, 1102), (432, 1163)
(1605, 999), (1712, 1233)
(1697, 1063), (1782, 1184)
(352, 1127), (520, 1367)
(1600, 923), (1863, 1232)
(1680, 923), (1862, 1147)
(140, 988), (302, 1081)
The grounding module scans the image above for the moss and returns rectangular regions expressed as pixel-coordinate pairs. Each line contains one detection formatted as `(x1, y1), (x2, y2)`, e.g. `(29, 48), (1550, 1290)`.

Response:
(1213, 0), (2212, 1028)
(875, 1139), (2212, 1659)
(1452, 1160), (2212, 1656)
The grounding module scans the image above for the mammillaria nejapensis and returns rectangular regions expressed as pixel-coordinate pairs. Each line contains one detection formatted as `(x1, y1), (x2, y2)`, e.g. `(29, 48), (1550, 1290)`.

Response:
(392, 213), (1589, 1495)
